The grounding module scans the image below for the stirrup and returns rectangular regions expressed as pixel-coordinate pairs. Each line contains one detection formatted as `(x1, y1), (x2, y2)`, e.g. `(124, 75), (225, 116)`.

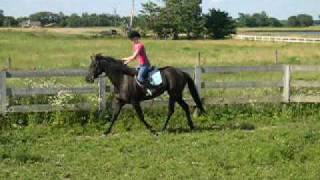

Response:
(146, 89), (153, 96)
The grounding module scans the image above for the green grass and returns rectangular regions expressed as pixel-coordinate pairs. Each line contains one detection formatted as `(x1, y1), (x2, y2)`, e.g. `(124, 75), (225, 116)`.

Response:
(2, 28), (320, 179)
(1, 28), (320, 70)
(2, 105), (320, 179)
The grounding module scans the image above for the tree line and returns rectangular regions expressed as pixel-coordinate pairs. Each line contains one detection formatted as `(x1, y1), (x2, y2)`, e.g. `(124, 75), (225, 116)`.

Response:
(0, 0), (319, 39)
(0, 10), (126, 27)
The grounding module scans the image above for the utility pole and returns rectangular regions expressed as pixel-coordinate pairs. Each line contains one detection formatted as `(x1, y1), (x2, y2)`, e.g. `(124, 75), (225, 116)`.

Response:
(113, 7), (117, 27)
(129, 0), (135, 32)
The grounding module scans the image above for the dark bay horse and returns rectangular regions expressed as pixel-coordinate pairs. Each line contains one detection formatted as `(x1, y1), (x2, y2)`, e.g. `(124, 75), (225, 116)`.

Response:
(85, 54), (205, 135)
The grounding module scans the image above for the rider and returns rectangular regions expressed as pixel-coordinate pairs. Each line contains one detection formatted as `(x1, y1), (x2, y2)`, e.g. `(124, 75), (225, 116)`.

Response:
(123, 31), (153, 96)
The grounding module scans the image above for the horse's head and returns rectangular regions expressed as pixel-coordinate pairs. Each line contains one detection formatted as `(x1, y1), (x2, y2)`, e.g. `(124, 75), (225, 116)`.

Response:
(85, 54), (131, 83)
(85, 54), (104, 83)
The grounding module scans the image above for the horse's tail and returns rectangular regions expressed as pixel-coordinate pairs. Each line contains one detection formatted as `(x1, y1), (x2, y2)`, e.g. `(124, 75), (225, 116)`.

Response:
(184, 72), (206, 114)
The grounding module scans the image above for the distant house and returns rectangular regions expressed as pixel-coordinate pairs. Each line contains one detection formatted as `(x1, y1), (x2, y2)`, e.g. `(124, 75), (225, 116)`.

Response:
(20, 19), (41, 28)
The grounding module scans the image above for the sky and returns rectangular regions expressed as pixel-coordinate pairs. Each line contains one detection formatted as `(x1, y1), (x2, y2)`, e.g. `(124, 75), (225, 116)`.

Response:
(0, 0), (319, 20)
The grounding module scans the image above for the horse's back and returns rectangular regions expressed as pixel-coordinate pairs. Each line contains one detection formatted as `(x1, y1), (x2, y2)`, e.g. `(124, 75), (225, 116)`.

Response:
(160, 66), (187, 77)
(160, 66), (188, 90)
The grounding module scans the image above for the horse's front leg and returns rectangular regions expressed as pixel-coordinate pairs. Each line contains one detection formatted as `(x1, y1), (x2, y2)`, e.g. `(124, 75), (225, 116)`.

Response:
(132, 102), (157, 135)
(104, 100), (124, 136)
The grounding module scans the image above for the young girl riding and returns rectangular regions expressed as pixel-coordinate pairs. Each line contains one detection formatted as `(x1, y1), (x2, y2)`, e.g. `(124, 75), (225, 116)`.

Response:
(123, 31), (153, 96)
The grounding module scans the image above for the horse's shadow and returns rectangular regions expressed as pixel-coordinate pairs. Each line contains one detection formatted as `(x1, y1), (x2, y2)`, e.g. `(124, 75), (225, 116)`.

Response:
(164, 121), (255, 134)
(165, 124), (224, 134)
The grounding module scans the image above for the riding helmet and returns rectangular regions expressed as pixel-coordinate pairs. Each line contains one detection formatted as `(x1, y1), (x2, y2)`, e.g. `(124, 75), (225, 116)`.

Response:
(128, 31), (141, 39)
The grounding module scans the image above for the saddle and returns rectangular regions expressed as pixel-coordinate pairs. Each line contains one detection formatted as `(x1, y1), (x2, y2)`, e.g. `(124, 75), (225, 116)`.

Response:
(136, 67), (163, 88)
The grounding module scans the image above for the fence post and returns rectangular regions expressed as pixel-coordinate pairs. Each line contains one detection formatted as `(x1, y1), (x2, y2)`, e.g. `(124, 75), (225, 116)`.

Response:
(98, 74), (106, 113)
(0, 71), (7, 114)
(283, 65), (291, 103)
(194, 66), (202, 98)
(198, 52), (201, 66)
(275, 49), (279, 64)
(7, 57), (12, 70)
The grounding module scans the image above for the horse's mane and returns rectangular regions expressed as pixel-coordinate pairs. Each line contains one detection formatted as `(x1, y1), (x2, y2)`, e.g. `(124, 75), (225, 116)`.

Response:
(94, 54), (137, 76)
(95, 54), (123, 65)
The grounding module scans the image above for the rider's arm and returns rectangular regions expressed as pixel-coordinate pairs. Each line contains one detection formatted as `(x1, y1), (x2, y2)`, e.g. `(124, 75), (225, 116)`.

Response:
(123, 50), (139, 65)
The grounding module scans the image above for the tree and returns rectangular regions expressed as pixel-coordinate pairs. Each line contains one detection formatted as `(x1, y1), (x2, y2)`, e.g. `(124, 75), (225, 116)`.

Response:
(237, 13), (256, 27)
(140, 0), (203, 39)
(269, 17), (282, 27)
(297, 14), (313, 26)
(140, 2), (162, 33)
(58, 12), (68, 27)
(0, 10), (4, 26)
(237, 12), (282, 27)
(3, 16), (18, 27)
(252, 11), (269, 27)
(140, 1), (175, 38)
(288, 16), (299, 26)
(315, 16), (320, 25)
(66, 13), (81, 27)
(204, 9), (236, 39)
(164, 0), (203, 38)
(16, 17), (29, 25)
(30, 11), (60, 25)
(288, 14), (313, 27)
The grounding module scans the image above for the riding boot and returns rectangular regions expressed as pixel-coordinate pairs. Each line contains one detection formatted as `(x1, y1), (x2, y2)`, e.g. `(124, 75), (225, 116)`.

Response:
(142, 81), (153, 96)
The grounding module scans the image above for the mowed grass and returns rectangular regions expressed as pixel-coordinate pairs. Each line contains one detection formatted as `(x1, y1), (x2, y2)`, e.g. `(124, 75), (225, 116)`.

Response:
(2, 28), (320, 179)
(2, 105), (320, 179)
(1, 28), (320, 70)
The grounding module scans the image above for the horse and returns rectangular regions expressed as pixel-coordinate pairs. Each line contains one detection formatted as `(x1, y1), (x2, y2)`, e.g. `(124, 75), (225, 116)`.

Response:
(85, 54), (205, 135)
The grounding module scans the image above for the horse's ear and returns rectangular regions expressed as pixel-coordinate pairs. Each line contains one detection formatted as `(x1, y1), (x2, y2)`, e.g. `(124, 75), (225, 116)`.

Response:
(90, 55), (95, 62)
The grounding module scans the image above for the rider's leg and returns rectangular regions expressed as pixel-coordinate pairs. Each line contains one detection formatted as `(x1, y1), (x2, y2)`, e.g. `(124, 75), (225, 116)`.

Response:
(137, 65), (149, 83)
(137, 65), (153, 96)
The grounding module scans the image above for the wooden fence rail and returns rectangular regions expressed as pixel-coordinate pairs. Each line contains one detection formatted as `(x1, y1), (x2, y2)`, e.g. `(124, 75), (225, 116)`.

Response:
(2, 65), (320, 114)
(0, 69), (106, 114)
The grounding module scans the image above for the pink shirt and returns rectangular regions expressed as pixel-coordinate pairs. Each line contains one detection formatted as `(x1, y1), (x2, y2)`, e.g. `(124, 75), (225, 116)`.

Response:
(134, 43), (150, 65)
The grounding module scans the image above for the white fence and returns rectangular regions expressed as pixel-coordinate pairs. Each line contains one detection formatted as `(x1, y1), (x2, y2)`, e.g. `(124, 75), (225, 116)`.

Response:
(1, 65), (320, 114)
(233, 34), (320, 43)
(0, 69), (107, 114)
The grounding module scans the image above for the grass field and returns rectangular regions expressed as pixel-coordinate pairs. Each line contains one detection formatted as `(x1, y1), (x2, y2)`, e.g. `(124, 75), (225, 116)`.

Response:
(1, 28), (320, 179)
(2, 105), (320, 179)
(1, 28), (320, 70)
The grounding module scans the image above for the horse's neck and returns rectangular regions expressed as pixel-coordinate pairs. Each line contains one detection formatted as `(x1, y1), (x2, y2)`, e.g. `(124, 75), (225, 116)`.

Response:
(102, 63), (124, 90)
(107, 72), (123, 90)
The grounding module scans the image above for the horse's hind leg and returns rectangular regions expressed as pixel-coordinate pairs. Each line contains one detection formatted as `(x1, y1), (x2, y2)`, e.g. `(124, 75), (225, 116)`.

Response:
(132, 103), (157, 135)
(104, 100), (124, 136)
(177, 98), (195, 130)
(162, 97), (175, 131)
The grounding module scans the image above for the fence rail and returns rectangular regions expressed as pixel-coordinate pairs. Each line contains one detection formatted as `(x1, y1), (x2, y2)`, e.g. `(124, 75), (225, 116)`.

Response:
(0, 69), (106, 114)
(2, 65), (320, 114)
(233, 34), (320, 43)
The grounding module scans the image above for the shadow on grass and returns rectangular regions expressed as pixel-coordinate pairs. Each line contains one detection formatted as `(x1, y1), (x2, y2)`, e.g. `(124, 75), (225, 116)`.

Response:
(165, 121), (256, 134)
